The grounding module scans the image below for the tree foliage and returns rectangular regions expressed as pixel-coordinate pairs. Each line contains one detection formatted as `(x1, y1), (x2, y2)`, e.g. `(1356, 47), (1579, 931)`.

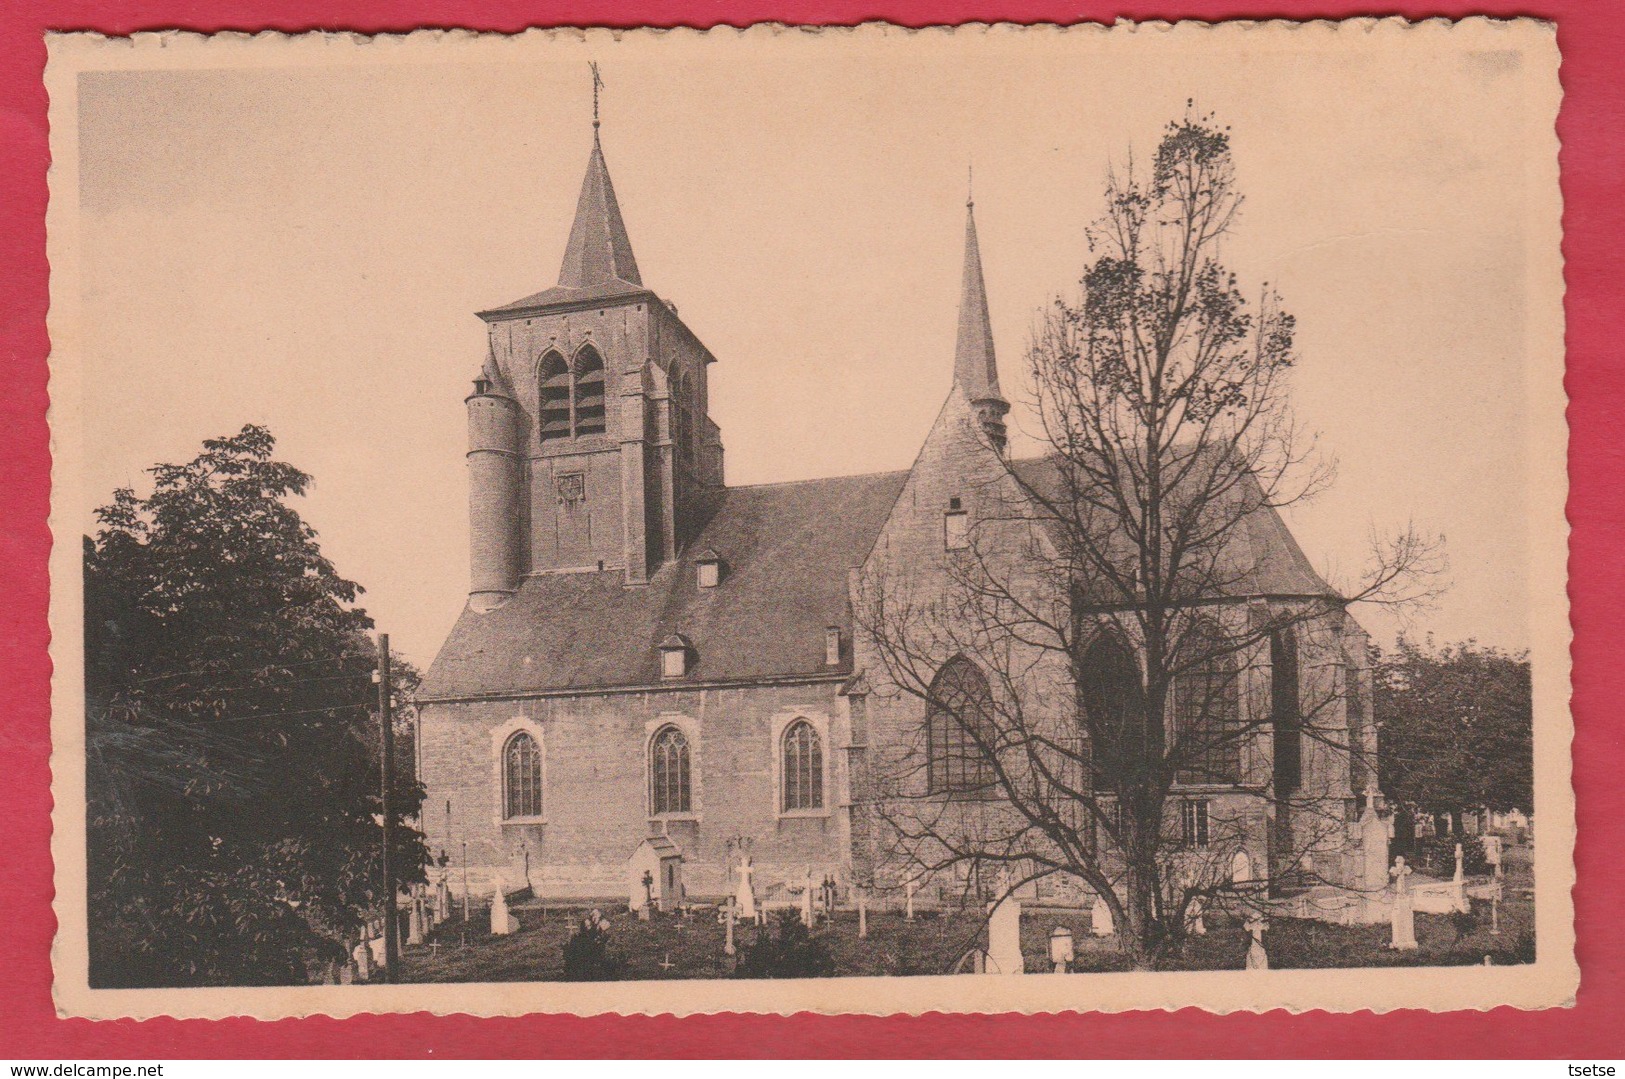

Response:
(84, 424), (426, 987)
(857, 108), (1442, 969)
(1375, 637), (1532, 816)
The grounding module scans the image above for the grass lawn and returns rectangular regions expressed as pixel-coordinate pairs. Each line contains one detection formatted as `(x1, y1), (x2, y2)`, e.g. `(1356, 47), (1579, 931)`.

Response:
(398, 841), (1536, 982)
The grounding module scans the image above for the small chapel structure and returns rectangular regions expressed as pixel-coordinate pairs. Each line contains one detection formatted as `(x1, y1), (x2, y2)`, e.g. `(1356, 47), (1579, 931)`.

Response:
(415, 107), (1384, 910)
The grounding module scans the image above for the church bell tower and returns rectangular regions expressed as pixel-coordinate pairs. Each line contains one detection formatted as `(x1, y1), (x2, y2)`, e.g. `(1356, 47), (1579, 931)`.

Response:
(463, 83), (724, 607)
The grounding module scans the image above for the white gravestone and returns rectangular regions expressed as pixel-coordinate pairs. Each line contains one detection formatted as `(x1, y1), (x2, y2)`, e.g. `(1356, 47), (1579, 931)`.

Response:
(1186, 896), (1207, 937)
(491, 883), (513, 936)
(1245, 919), (1269, 970)
(857, 889), (868, 939)
(985, 870), (1024, 975)
(801, 869), (815, 928)
(1048, 926), (1075, 973)
(1360, 790), (1390, 892)
(734, 855), (757, 921)
(407, 893), (425, 946)
(905, 880), (916, 921)
(1482, 834), (1504, 877)
(1389, 856), (1418, 951)
(1091, 894), (1115, 937)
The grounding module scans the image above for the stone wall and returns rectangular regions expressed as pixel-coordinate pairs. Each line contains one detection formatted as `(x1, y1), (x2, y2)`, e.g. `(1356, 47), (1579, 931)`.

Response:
(418, 677), (853, 901)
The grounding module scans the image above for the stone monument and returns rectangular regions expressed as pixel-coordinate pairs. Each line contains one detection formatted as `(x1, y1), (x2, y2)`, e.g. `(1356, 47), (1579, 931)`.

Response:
(1360, 789), (1392, 922)
(734, 854), (757, 921)
(801, 868), (815, 928)
(985, 868), (1025, 975)
(1245, 918), (1268, 970)
(491, 882), (513, 936)
(1091, 894), (1115, 937)
(1389, 855), (1418, 951)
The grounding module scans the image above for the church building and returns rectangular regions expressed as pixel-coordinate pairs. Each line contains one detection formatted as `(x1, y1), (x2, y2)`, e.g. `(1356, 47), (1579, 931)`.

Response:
(415, 113), (1383, 912)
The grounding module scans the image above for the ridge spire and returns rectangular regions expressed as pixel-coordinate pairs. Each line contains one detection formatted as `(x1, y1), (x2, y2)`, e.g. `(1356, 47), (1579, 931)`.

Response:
(953, 195), (1009, 453)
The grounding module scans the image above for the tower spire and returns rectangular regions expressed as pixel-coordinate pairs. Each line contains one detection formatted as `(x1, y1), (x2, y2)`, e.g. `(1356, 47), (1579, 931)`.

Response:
(590, 61), (603, 143)
(953, 195), (1009, 453)
(557, 66), (642, 291)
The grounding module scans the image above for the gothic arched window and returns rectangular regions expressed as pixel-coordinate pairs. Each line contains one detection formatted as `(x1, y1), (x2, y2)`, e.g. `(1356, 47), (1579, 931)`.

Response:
(537, 351), (571, 442)
(503, 731), (543, 819)
(781, 719), (823, 812)
(672, 371), (693, 467)
(650, 724), (692, 815)
(572, 345), (606, 437)
(927, 656), (996, 795)
(1076, 633), (1144, 796)
(1171, 620), (1241, 784)
(1271, 627), (1302, 792)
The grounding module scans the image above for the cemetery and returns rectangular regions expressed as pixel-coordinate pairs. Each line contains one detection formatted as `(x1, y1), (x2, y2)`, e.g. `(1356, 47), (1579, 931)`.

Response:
(333, 836), (1536, 984)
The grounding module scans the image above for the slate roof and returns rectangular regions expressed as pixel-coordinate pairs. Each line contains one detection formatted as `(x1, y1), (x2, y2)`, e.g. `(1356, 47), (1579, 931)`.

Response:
(1007, 454), (1338, 600)
(420, 470), (908, 700)
(422, 448), (1335, 701)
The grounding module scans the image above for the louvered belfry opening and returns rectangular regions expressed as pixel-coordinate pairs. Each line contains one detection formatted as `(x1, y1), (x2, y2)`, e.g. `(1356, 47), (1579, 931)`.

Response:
(573, 345), (607, 436)
(537, 346), (607, 442)
(538, 350), (571, 442)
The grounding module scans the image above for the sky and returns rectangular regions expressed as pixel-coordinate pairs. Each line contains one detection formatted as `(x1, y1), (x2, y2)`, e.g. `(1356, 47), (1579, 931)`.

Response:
(62, 26), (1559, 667)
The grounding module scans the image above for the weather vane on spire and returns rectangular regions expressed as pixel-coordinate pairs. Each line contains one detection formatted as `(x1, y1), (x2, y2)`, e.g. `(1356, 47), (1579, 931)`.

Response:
(967, 162), (974, 207)
(590, 62), (604, 139)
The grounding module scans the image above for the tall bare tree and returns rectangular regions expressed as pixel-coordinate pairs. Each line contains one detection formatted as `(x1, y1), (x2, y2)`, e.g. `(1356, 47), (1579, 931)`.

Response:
(855, 110), (1442, 970)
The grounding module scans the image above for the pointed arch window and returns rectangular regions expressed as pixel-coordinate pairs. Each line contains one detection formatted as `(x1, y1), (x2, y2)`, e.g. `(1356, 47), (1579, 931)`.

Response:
(503, 731), (544, 819)
(1271, 627), (1302, 792)
(572, 345), (606, 437)
(672, 371), (694, 467)
(1171, 620), (1241, 785)
(537, 351), (571, 442)
(781, 719), (824, 812)
(927, 656), (997, 795)
(1077, 633), (1144, 798)
(650, 724), (691, 815)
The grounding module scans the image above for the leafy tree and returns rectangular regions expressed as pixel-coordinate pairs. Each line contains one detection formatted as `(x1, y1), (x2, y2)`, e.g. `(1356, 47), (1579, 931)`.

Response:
(1375, 637), (1532, 821)
(84, 424), (426, 987)
(857, 108), (1440, 969)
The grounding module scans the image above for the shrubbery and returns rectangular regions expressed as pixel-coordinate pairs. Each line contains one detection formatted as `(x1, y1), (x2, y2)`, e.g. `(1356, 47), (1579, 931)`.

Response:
(561, 910), (622, 981)
(1412, 836), (1490, 878)
(734, 909), (835, 979)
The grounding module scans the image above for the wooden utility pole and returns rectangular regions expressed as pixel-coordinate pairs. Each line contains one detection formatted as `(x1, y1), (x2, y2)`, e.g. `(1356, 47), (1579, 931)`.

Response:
(378, 632), (399, 983)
